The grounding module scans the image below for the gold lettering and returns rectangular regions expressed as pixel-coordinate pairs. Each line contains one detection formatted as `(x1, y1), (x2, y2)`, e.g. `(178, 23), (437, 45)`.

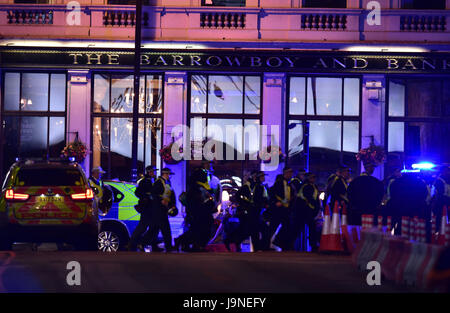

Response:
(402, 59), (417, 70)
(250, 57), (262, 67)
(154, 55), (168, 66)
(69, 53), (83, 65)
(206, 56), (222, 67)
(190, 55), (202, 66)
(266, 57), (282, 67)
(333, 58), (347, 69)
(314, 58), (328, 69)
(107, 54), (120, 65)
(140, 54), (150, 65)
(284, 57), (298, 68)
(86, 53), (102, 65)
(173, 55), (184, 66)
(352, 58), (368, 69)
(386, 58), (399, 69)
(422, 59), (436, 70)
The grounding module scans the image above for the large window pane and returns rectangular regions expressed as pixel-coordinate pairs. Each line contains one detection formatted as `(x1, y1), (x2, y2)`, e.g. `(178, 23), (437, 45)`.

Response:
(244, 76), (261, 114)
(309, 120), (342, 179)
(145, 118), (162, 174)
(49, 117), (65, 158)
(307, 77), (342, 116)
(3, 116), (20, 171)
(21, 73), (49, 111)
(92, 117), (110, 171)
(343, 121), (359, 153)
(110, 118), (133, 179)
(344, 78), (360, 116)
(50, 74), (66, 112)
(191, 75), (207, 114)
(389, 80), (405, 117)
(208, 75), (243, 114)
(289, 77), (306, 115)
(388, 122), (404, 153)
(406, 80), (442, 117)
(145, 75), (163, 113)
(288, 120), (305, 170)
(93, 74), (110, 113)
(20, 116), (48, 157)
(4, 73), (20, 111)
(111, 75), (133, 114)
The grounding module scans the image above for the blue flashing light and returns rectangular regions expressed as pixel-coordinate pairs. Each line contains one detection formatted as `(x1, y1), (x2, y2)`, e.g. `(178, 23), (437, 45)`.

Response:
(401, 169), (420, 173)
(411, 162), (436, 170)
(68, 157), (76, 162)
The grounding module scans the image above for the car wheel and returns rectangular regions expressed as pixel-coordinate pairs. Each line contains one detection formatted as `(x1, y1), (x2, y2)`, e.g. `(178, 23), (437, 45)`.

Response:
(97, 230), (121, 252)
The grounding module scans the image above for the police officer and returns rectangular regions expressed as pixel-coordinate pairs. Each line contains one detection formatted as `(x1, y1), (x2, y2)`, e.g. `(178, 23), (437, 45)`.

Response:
(298, 172), (321, 252)
(185, 168), (217, 252)
(270, 167), (295, 251)
(252, 171), (270, 251)
(201, 160), (223, 207)
(361, 163), (375, 176)
(290, 168), (307, 194)
(128, 165), (157, 251)
(326, 165), (351, 210)
(144, 168), (176, 252)
(89, 166), (113, 216)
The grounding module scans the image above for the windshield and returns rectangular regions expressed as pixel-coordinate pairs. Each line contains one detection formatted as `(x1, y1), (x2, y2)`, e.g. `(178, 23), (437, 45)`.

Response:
(15, 168), (85, 187)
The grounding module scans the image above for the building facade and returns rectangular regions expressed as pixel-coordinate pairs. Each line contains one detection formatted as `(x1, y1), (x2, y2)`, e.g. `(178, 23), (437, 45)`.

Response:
(1, 0), (450, 200)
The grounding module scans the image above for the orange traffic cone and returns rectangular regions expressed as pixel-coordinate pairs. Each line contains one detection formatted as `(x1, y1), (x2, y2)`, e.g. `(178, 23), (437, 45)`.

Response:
(377, 215), (383, 231)
(319, 204), (331, 252)
(437, 206), (448, 246)
(386, 216), (392, 235)
(327, 201), (344, 252)
(431, 212), (437, 244)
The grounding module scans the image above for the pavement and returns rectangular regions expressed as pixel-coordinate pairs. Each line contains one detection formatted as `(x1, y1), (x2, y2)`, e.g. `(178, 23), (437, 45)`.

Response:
(0, 249), (417, 293)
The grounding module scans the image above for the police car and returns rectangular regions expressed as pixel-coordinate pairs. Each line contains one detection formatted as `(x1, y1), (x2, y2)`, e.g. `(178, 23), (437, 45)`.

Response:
(0, 159), (98, 250)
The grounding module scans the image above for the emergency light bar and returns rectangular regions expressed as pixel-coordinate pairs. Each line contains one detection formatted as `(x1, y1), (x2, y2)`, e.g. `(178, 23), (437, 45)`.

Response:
(411, 162), (436, 170)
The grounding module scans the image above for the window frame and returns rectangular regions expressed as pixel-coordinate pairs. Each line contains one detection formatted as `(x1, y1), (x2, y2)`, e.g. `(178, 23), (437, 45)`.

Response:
(286, 74), (363, 174)
(187, 71), (263, 180)
(385, 74), (450, 173)
(0, 70), (68, 176)
(90, 71), (165, 179)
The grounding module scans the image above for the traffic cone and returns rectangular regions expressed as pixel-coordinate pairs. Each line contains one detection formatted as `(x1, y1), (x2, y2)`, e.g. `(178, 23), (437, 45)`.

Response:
(401, 216), (410, 240)
(417, 219), (426, 243)
(319, 204), (331, 252)
(377, 215), (383, 231)
(437, 206), (448, 246)
(410, 216), (418, 241)
(328, 201), (344, 252)
(362, 214), (374, 230)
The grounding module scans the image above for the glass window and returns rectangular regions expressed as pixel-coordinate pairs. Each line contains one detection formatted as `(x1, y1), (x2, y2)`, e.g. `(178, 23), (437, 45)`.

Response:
(289, 77), (306, 115)
(307, 77), (342, 116)
(244, 76), (261, 114)
(92, 73), (164, 180)
(4, 73), (20, 111)
(189, 74), (261, 183)
(389, 80), (405, 117)
(1, 72), (67, 175)
(288, 76), (361, 181)
(93, 74), (110, 113)
(50, 74), (66, 112)
(21, 73), (49, 111)
(19, 116), (48, 157)
(344, 78), (360, 116)
(16, 168), (83, 187)
(111, 75), (133, 114)
(208, 75), (243, 114)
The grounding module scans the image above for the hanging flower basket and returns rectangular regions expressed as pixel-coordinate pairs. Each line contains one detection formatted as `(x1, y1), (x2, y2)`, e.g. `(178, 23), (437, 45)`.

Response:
(61, 140), (88, 163)
(356, 144), (386, 167)
(159, 142), (183, 164)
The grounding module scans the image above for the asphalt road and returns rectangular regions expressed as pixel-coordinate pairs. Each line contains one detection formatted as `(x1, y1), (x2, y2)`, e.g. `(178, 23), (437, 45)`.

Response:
(0, 249), (416, 293)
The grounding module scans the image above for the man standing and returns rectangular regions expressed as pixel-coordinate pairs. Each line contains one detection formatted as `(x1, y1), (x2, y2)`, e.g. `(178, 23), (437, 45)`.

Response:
(298, 172), (322, 252)
(327, 166), (351, 210)
(128, 165), (156, 251)
(252, 171), (270, 251)
(144, 167), (176, 252)
(270, 167), (295, 251)
(201, 160), (222, 208)
(89, 166), (113, 216)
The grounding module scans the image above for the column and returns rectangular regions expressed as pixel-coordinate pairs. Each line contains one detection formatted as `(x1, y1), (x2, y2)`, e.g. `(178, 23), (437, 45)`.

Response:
(361, 74), (386, 180)
(67, 69), (91, 173)
(163, 72), (187, 217)
(261, 72), (286, 186)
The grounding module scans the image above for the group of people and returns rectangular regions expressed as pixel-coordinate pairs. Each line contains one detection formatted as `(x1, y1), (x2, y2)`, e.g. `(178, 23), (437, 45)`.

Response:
(88, 159), (450, 252)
